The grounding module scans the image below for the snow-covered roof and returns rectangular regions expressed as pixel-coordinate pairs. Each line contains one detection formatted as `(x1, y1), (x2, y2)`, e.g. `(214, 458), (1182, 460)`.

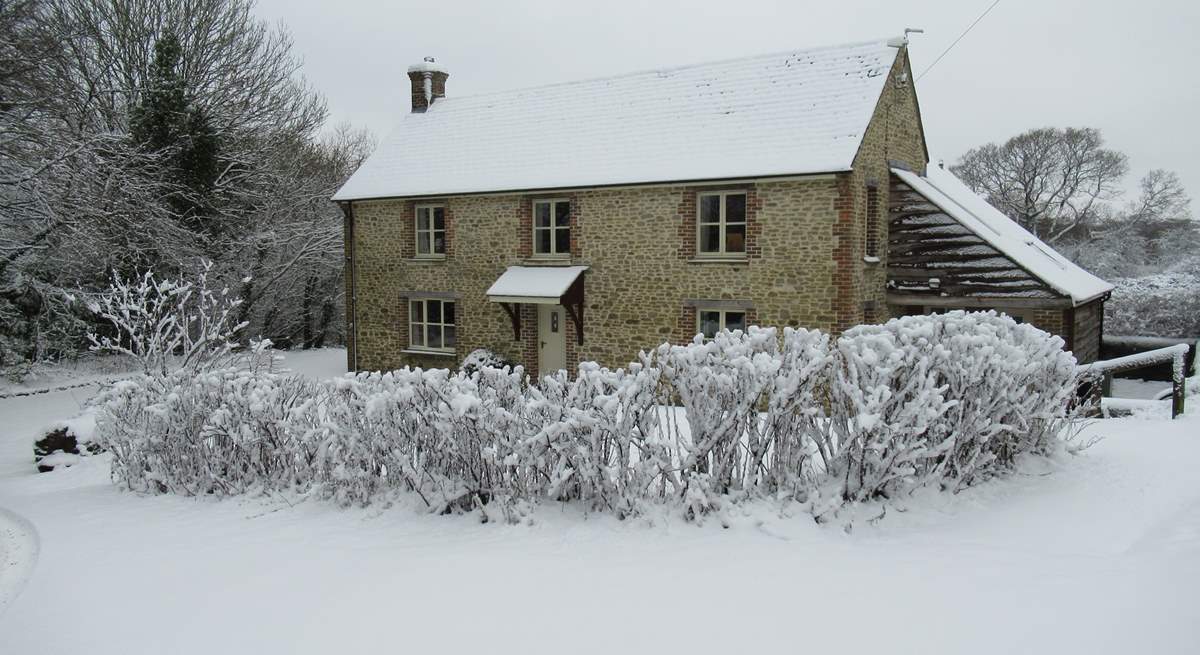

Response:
(334, 39), (902, 201)
(892, 167), (1114, 305)
(486, 266), (588, 303)
(407, 60), (447, 75)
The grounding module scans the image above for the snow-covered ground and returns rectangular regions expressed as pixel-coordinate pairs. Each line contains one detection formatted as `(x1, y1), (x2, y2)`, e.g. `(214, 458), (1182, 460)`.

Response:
(1, 348), (1198, 653)
(0, 353), (139, 398)
(1111, 376), (1173, 400)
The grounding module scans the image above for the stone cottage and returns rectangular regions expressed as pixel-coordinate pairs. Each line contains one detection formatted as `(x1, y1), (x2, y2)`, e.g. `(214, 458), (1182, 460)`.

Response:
(334, 36), (1111, 375)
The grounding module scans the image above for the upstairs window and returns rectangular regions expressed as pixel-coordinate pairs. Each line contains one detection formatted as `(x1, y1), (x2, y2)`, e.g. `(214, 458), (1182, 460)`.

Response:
(697, 191), (746, 256)
(409, 298), (456, 352)
(415, 205), (446, 257)
(697, 308), (747, 339)
(533, 199), (571, 257)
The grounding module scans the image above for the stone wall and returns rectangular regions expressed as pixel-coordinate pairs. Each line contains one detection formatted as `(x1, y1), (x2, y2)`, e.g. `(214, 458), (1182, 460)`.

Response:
(349, 177), (852, 373)
(844, 47), (928, 326)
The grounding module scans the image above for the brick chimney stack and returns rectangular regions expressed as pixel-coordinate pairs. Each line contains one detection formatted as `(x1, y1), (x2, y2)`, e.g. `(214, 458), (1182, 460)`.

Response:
(407, 57), (448, 113)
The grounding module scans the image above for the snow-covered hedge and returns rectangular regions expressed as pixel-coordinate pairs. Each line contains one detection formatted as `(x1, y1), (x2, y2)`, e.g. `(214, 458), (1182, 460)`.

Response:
(100, 369), (320, 495)
(95, 311), (1081, 521)
(1105, 271), (1200, 338)
(825, 313), (1077, 507)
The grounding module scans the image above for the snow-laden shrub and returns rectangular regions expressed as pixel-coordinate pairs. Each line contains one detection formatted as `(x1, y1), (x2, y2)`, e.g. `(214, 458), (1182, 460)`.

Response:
(99, 368), (319, 495)
(413, 367), (529, 513)
(926, 312), (1078, 482)
(826, 322), (957, 505)
(524, 360), (666, 517)
(460, 348), (516, 376)
(656, 327), (781, 503)
(823, 312), (1078, 507)
(313, 367), (518, 509)
(86, 261), (249, 377)
(762, 328), (834, 497)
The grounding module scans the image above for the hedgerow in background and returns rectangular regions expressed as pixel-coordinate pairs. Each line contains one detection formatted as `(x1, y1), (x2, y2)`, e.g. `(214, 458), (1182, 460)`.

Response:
(1105, 269), (1200, 339)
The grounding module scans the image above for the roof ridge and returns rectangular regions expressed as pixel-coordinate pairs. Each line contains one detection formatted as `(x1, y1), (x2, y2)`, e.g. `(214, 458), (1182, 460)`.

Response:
(428, 36), (899, 107)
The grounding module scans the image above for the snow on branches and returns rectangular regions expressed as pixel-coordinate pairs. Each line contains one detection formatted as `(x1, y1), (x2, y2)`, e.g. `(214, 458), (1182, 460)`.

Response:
(86, 262), (249, 376)
(824, 313), (1077, 511)
(95, 311), (1083, 523)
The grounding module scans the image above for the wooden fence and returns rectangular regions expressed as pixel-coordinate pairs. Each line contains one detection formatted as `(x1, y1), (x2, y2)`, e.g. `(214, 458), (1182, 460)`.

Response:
(1077, 343), (1190, 419)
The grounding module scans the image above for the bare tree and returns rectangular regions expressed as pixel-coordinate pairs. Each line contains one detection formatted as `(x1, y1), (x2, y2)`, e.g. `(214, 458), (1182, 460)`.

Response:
(1122, 169), (1191, 229)
(952, 127), (1129, 244)
(216, 123), (374, 348)
(1, 0), (198, 362)
(0, 0), (365, 369)
(1071, 169), (1196, 278)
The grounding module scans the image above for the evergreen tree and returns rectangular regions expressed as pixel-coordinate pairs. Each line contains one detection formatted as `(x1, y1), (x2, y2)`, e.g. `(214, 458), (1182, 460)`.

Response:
(130, 32), (186, 153)
(130, 31), (221, 228)
(179, 107), (220, 198)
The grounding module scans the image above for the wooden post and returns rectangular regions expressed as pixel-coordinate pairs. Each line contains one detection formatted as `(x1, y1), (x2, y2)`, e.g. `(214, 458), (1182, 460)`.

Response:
(1172, 349), (1186, 419)
(1078, 343), (1190, 420)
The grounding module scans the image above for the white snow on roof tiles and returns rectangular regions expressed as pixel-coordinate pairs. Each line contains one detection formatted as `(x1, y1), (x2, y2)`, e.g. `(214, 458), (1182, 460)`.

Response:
(893, 167), (1114, 305)
(486, 266), (588, 300)
(334, 39), (900, 200)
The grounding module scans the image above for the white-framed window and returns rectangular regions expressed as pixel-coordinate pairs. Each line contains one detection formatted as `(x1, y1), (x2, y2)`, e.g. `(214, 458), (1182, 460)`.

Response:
(409, 298), (456, 351)
(697, 191), (747, 256)
(697, 308), (747, 339)
(414, 204), (446, 257)
(532, 199), (571, 257)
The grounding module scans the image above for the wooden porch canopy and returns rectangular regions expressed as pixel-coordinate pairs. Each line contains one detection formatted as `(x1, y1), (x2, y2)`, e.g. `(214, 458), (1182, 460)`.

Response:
(485, 265), (588, 345)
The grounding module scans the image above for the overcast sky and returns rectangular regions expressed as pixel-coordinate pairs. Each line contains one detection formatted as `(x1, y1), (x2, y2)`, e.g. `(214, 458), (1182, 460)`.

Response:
(254, 0), (1199, 204)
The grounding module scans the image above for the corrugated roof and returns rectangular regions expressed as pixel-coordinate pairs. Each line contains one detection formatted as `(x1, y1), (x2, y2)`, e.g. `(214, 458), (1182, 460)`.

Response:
(892, 167), (1114, 305)
(334, 38), (901, 200)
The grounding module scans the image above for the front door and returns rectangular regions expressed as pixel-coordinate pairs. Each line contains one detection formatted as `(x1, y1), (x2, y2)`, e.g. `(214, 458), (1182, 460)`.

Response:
(537, 304), (567, 375)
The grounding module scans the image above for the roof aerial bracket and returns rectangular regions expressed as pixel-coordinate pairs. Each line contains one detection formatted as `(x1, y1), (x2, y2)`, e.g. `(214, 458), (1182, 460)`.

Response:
(890, 27), (924, 47)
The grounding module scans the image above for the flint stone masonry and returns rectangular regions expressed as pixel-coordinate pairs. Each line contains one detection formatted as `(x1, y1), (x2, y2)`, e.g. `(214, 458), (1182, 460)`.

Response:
(847, 47), (927, 328)
(348, 177), (866, 373)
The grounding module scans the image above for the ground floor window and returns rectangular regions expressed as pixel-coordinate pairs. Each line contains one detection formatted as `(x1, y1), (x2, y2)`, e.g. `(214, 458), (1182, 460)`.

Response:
(697, 308), (747, 339)
(409, 298), (456, 351)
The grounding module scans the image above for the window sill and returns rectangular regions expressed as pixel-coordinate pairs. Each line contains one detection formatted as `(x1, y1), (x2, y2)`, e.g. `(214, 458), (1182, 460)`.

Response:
(863, 256), (880, 265)
(401, 348), (456, 358)
(524, 256), (573, 265)
(410, 255), (447, 263)
(688, 256), (748, 264)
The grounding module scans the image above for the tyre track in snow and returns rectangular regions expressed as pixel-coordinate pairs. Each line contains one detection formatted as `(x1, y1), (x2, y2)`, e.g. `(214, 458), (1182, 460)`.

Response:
(0, 505), (39, 616)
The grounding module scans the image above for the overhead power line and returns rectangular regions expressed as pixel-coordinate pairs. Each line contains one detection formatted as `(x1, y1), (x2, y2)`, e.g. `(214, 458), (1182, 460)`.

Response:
(917, 0), (1002, 81)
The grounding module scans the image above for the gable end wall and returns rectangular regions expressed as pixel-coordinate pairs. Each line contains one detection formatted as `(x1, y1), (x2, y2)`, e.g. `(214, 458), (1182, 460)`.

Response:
(846, 47), (929, 327)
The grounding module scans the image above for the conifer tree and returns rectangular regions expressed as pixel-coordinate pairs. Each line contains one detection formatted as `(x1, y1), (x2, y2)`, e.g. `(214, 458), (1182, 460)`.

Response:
(130, 31), (221, 228)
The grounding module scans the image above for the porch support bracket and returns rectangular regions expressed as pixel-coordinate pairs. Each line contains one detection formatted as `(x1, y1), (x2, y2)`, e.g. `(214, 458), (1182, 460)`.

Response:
(499, 302), (521, 341)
